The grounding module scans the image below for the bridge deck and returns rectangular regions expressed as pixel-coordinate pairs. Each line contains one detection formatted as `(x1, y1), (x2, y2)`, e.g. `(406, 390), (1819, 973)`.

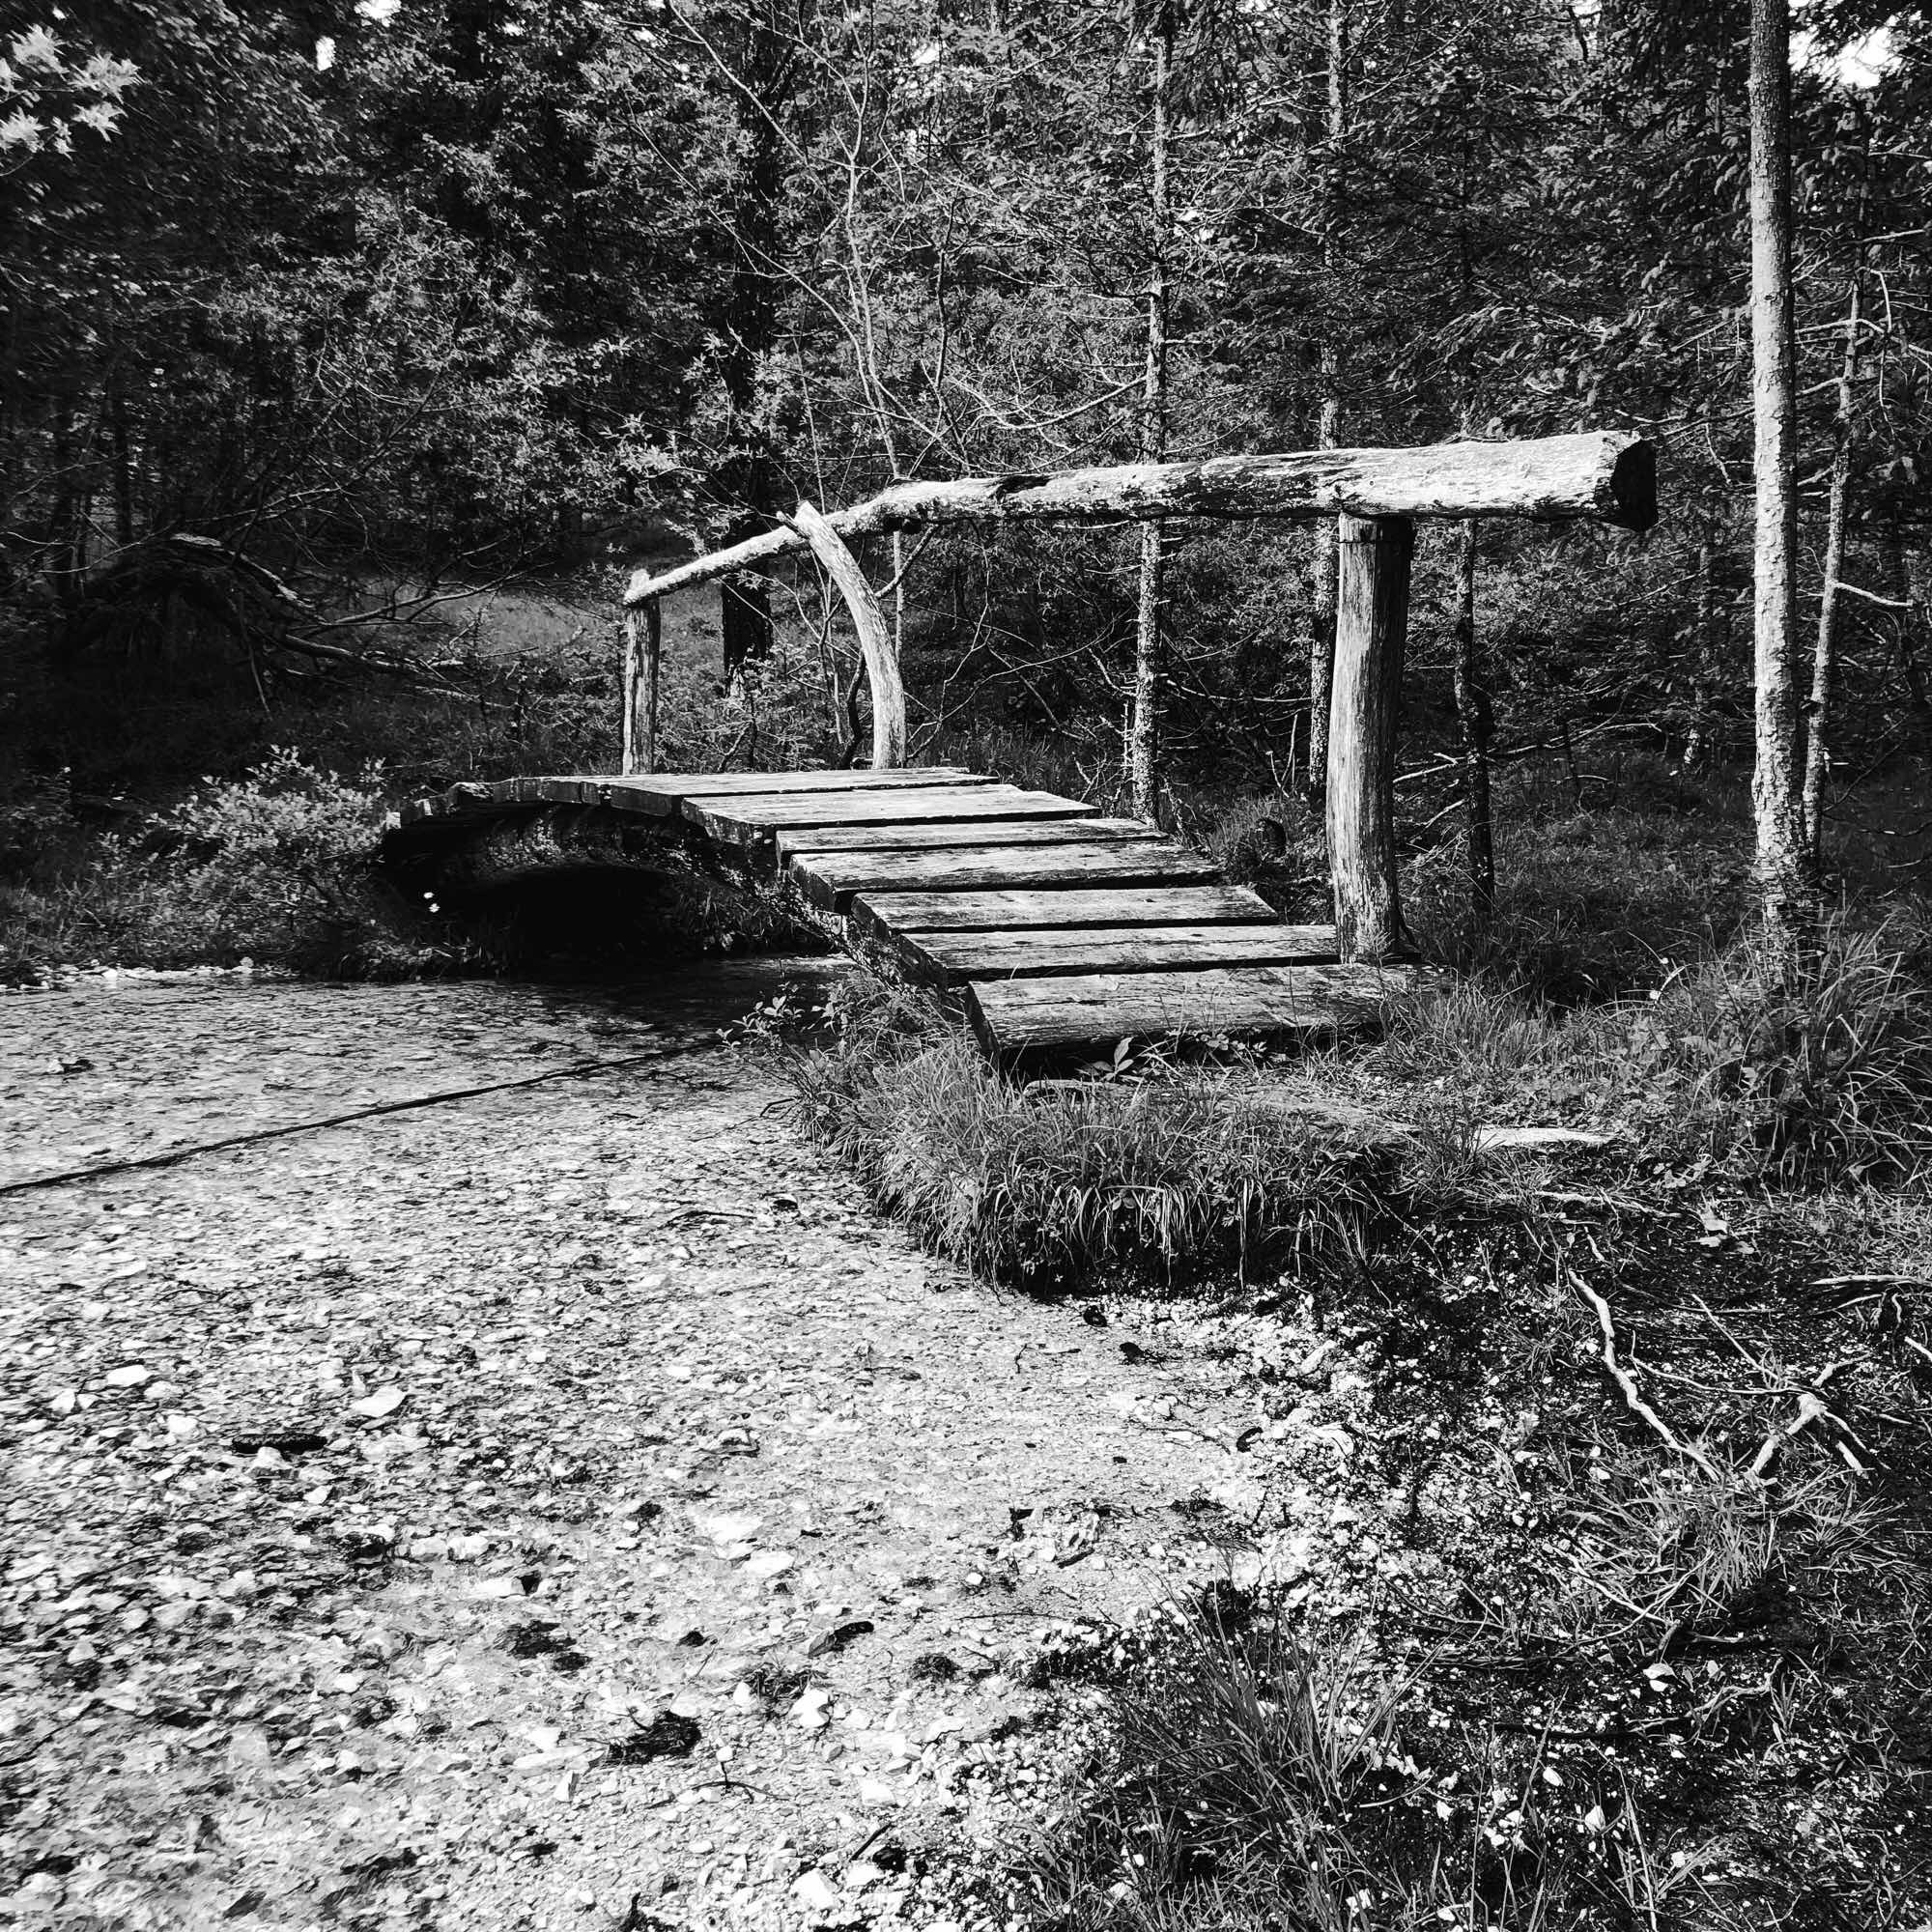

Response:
(397, 768), (1414, 1063)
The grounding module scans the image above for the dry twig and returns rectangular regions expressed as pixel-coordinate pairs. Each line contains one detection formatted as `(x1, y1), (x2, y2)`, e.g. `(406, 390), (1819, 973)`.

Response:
(1568, 1266), (1719, 1476)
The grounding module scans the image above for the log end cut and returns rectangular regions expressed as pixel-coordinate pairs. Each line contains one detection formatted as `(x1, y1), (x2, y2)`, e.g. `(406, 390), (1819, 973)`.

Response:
(1602, 434), (1658, 533)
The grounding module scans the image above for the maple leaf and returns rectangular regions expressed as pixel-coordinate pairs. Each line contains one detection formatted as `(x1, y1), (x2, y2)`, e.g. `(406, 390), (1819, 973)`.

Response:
(9, 25), (60, 71)
(0, 107), (42, 152)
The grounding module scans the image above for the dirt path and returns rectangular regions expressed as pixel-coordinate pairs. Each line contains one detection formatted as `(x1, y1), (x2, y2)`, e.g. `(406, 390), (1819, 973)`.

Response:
(0, 967), (1287, 1932)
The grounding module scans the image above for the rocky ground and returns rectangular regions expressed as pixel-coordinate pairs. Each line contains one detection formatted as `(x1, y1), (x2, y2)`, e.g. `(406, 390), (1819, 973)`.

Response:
(0, 966), (1395, 1932)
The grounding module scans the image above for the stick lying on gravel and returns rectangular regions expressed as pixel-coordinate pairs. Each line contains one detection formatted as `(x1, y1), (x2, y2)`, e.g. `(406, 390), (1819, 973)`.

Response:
(0, 1049), (678, 1197)
(1567, 1265), (1719, 1477)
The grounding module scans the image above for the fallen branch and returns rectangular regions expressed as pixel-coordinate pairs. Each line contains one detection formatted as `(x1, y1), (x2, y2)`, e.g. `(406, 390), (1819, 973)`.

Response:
(0, 1049), (680, 1198)
(1568, 1267), (1719, 1476)
(1538, 1188), (1678, 1219)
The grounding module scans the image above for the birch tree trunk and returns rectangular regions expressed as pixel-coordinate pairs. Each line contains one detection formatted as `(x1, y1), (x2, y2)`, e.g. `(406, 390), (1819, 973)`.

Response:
(1803, 268), (1863, 862)
(1451, 520), (1494, 930)
(1747, 0), (1811, 967)
(1129, 3), (1173, 824)
(1305, 0), (1350, 800)
(716, 0), (791, 690)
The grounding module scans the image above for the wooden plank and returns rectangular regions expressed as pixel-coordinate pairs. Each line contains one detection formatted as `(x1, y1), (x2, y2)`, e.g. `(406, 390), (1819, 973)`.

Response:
(850, 885), (1283, 941)
(777, 816), (1150, 858)
(621, 766), (989, 797)
(398, 766), (995, 830)
(966, 962), (1412, 1062)
(789, 839), (1219, 912)
(687, 785), (1096, 847)
(894, 923), (1342, 987)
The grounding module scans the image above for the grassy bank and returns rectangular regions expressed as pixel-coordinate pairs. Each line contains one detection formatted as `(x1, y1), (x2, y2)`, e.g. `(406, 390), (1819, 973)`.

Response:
(753, 813), (1932, 1928)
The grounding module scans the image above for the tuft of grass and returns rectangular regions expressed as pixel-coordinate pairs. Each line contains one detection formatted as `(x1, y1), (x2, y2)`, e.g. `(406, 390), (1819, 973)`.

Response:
(1022, 1592), (1715, 1932)
(1363, 916), (1932, 1190)
(776, 974), (1380, 1289)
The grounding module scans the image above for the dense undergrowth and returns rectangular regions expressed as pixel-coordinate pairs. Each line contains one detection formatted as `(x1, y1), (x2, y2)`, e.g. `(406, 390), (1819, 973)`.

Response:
(753, 805), (1932, 1931)
(1010, 1207), (1932, 1929)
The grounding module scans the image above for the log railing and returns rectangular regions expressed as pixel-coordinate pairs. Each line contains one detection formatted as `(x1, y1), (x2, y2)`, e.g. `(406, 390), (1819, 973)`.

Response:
(620, 429), (1658, 960)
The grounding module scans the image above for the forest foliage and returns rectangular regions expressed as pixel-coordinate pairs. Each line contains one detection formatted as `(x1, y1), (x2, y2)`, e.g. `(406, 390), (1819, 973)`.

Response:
(2, 0), (1928, 816)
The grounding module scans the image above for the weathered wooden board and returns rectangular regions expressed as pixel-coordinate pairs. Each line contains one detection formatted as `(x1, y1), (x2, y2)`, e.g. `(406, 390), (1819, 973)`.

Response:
(849, 885), (1283, 942)
(776, 816), (1150, 858)
(396, 765), (995, 831)
(687, 785), (1096, 848)
(895, 923), (1342, 986)
(966, 962), (1412, 1061)
(789, 839), (1221, 912)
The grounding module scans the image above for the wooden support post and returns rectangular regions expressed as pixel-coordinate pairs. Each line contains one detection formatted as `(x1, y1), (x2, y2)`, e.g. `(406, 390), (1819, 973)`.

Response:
(620, 602), (663, 776)
(1327, 514), (1413, 962)
(621, 610), (639, 777)
(791, 498), (906, 769)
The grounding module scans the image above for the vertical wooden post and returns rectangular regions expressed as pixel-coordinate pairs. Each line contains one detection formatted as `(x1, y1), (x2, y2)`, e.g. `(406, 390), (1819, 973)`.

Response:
(1326, 513), (1412, 962)
(620, 611), (639, 776)
(621, 602), (662, 776)
(641, 600), (662, 775)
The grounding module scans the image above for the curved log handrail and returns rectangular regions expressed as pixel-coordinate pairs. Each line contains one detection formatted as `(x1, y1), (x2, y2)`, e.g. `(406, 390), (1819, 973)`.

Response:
(623, 431), (1656, 609)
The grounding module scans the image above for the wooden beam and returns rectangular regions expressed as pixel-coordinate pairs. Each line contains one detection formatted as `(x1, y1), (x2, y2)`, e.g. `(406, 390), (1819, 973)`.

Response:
(1328, 514), (1412, 963)
(849, 884), (1278, 939)
(625, 432), (1656, 606)
(894, 923), (1343, 987)
(788, 838), (1219, 912)
(790, 497), (906, 769)
(686, 785), (1095, 848)
(966, 962), (1408, 1063)
(777, 816), (1153, 858)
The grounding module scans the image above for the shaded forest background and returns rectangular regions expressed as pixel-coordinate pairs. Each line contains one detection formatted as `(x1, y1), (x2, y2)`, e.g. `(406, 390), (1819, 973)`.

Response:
(2, 0), (1930, 976)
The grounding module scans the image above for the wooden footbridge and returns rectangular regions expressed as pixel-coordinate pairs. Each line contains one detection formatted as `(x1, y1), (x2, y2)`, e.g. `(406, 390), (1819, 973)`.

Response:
(397, 432), (1655, 1065)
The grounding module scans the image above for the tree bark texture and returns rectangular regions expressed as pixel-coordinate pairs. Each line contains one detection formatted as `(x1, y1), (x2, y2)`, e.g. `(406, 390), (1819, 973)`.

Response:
(1327, 514), (1412, 963)
(1803, 269), (1862, 861)
(620, 603), (663, 776)
(791, 498), (905, 768)
(1130, 5), (1173, 824)
(1451, 520), (1495, 930)
(1747, 0), (1811, 959)
(715, 0), (793, 687)
(1306, 0), (1350, 798)
(625, 433), (1656, 607)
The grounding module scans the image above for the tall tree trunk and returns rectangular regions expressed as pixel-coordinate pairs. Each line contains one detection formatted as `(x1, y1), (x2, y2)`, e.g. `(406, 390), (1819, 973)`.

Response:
(1747, 0), (1810, 966)
(1803, 264), (1863, 863)
(1451, 520), (1494, 931)
(1129, 3), (1174, 824)
(1305, 0), (1349, 801)
(717, 0), (790, 690)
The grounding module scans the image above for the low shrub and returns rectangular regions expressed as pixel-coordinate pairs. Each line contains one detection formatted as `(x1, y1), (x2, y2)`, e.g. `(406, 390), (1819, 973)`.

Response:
(1024, 1594), (1715, 1932)
(0, 750), (462, 980)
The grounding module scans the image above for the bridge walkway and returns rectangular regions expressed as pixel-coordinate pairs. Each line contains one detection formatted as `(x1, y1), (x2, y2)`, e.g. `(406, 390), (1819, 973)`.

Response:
(396, 767), (1411, 1065)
